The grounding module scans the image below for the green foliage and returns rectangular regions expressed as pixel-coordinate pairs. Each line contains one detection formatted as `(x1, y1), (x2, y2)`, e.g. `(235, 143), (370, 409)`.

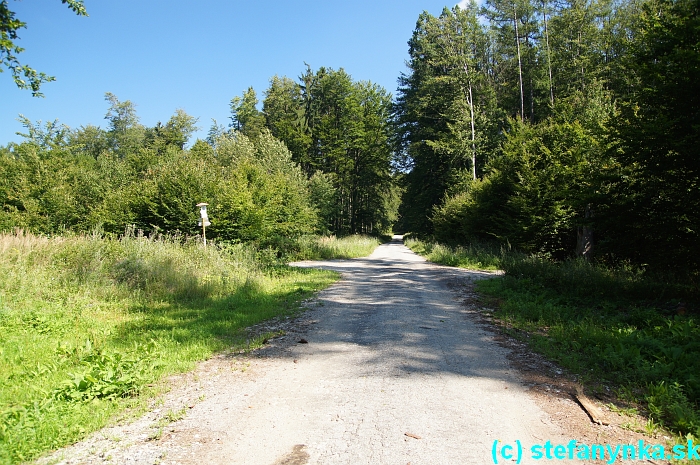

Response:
(395, 5), (507, 234)
(0, 0), (87, 96)
(0, 96), (322, 244)
(0, 231), (338, 463)
(475, 255), (700, 438)
(0, 140), (109, 233)
(144, 109), (199, 152)
(432, 175), (517, 247)
(104, 93), (145, 156)
(3, 74), (397, 241)
(308, 171), (337, 235)
(398, 0), (698, 276)
(67, 124), (110, 159)
(263, 75), (311, 163)
(230, 87), (266, 139)
(14, 115), (70, 149)
(482, 0), (541, 122)
(264, 66), (397, 235)
(547, 0), (614, 100)
(52, 342), (161, 402)
(289, 234), (383, 261)
(433, 88), (612, 258)
(404, 237), (505, 270)
(600, 0), (700, 271)
(211, 130), (318, 243)
(646, 382), (700, 438)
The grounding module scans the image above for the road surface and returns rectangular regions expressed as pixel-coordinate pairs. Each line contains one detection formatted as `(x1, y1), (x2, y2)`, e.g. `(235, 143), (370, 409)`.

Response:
(42, 236), (573, 465)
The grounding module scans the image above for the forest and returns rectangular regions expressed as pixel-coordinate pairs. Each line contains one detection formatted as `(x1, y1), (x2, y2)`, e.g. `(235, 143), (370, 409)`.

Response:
(1, 0), (697, 272)
(395, 0), (698, 273)
(0, 0), (699, 461)
(0, 68), (399, 250)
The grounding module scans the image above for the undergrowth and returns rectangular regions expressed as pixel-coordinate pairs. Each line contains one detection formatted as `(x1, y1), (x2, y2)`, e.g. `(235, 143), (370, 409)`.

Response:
(404, 236), (505, 270)
(407, 237), (700, 442)
(0, 230), (342, 464)
(287, 234), (385, 260)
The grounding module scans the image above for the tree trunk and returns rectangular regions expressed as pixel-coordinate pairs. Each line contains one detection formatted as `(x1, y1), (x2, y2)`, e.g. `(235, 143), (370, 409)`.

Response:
(462, 63), (477, 180)
(524, 30), (534, 122)
(513, 4), (525, 122)
(578, 31), (585, 91)
(469, 83), (476, 180)
(542, 0), (554, 105)
(576, 204), (594, 259)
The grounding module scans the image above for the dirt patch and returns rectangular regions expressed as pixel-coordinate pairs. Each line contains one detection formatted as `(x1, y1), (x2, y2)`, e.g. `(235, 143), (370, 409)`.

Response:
(273, 444), (310, 465)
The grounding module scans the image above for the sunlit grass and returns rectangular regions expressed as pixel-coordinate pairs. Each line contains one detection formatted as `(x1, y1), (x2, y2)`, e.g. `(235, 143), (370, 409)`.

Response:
(404, 236), (504, 271)
(0, 231), (337, 464)
(290, 234), (384, 260)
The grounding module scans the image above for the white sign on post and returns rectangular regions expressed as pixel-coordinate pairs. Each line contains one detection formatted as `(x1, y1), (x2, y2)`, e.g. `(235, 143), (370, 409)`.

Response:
(196, 203), (210, 245)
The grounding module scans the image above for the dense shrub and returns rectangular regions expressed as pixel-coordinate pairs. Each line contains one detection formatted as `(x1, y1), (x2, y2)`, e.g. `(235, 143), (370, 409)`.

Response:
(0, 129), (319, 245)
(433, 102), (609, 259)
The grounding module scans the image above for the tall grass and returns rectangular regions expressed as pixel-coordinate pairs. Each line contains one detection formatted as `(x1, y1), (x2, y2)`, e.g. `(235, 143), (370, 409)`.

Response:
(289, 234), (384, 260)
(0, 230), (337, 464)
(404, 236), (505, 271)
(407, 237), (700, 440)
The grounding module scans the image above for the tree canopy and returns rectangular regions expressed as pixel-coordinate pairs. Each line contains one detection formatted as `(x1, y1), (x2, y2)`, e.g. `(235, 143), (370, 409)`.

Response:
(1, 0), (697, 273)
(394, 0), (699, 272)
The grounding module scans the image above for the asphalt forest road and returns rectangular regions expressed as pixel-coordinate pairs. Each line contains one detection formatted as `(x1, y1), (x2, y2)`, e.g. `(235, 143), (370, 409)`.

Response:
(46, 236), (574, 465)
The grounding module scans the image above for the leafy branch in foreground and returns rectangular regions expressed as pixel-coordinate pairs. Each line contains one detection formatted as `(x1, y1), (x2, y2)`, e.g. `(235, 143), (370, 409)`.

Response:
(0, 0), (88, 96)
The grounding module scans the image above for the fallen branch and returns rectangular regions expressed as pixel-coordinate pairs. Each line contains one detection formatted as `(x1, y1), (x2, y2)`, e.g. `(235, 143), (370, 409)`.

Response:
(574, 386), (609, 425)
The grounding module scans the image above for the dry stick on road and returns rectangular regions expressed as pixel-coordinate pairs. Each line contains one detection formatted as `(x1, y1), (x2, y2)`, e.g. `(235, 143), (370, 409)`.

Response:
(574, 385), (610, 426)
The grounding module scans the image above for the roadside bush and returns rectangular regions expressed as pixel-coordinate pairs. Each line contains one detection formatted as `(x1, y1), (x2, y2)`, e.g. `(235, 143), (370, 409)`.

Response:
(404, 237), (505, 271)
(0, 130), (321, 247)
(289, 235), (383, 260)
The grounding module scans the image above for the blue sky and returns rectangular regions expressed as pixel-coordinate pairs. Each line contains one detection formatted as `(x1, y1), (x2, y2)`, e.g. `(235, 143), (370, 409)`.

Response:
(2, 0), (463, 145)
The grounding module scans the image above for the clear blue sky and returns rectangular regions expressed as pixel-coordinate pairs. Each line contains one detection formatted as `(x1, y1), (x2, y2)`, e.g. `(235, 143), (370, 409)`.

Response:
(2, 0), (462, 145)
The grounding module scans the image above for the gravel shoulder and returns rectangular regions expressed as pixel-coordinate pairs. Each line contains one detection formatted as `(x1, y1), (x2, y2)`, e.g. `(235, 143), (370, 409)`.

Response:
(38, 237), (656, 465)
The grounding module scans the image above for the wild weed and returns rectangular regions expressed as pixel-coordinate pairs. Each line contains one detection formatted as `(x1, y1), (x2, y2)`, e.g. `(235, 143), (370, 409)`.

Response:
(289, 234), (383, 260)
(0, 231), (337, 463)
(404, 237), (506, 271)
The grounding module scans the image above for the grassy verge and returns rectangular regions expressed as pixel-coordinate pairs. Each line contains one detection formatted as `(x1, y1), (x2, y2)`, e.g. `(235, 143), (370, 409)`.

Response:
(407, 238), (700, 441)
(0, 231), (338, 464)
(288, 234), (384, 260)
(404, 236), (504, 270)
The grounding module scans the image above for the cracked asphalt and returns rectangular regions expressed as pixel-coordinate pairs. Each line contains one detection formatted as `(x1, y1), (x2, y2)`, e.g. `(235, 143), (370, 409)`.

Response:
(42, 236), (573, 465)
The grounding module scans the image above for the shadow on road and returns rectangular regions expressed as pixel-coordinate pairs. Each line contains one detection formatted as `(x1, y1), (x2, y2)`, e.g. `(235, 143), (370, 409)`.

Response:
(285, 237), (510, 383)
